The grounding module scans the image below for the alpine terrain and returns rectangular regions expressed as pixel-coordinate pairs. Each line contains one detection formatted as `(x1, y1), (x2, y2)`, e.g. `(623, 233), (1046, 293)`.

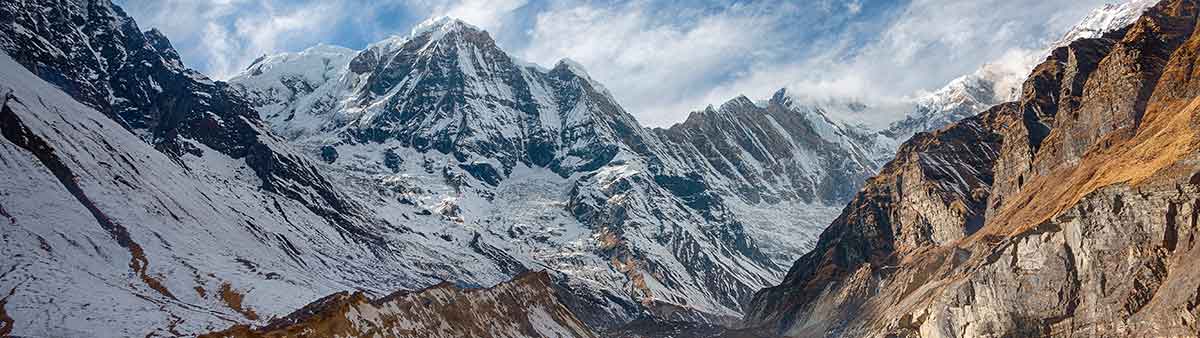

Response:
(745, 0), (1200, 336)
(0, 0), (883, 336)
(0, 0), (1190, 337)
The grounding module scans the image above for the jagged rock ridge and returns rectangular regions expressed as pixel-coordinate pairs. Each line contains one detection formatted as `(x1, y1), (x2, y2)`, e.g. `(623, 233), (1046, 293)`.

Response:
(229, 15), (890, 325)
(0, 2), (882, 337)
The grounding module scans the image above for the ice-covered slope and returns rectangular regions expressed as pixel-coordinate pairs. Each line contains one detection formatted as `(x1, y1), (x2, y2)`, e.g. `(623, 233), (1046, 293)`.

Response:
(0, 3), (869, 334)
(652, 91), (889, 262)
(1052, 0), (1160, 48)
(0, 48), (501, 336)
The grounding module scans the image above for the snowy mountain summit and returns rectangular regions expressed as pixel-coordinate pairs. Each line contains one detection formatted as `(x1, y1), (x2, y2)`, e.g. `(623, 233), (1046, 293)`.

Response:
(228, 13), (888, 327)
(235, 16), (641, 177)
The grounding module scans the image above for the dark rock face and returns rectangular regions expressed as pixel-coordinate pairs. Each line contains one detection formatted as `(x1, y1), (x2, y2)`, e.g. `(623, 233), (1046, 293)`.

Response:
(987, 34), (1122, 218)
(383, 148), (403, 173)
(744, 0), (1200, 336)
(0, 0), (253, 156)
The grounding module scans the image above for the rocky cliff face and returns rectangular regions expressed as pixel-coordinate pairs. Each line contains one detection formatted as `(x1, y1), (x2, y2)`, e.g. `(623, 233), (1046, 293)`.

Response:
(744, 0), (1200, 336)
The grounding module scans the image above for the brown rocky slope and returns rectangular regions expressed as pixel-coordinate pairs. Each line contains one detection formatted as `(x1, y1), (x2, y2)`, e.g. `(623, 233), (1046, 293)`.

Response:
(744, 0), (1200, 337)
(201, 271), (596, 338)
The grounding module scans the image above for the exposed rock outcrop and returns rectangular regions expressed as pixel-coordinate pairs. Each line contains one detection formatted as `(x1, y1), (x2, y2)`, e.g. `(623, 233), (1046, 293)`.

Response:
(745, 0), (1200, 336)
(201, 271), (597, 338)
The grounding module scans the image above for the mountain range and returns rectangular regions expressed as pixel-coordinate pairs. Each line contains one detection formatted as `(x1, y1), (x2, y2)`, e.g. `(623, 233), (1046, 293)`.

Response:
(0, 0), (1187, 337)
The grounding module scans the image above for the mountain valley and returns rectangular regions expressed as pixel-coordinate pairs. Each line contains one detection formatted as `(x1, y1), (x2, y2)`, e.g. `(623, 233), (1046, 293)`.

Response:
(0, 0), (1194, 337)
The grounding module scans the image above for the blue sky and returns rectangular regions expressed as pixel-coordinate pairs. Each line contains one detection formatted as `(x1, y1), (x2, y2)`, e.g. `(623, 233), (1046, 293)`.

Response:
(115, 0), (1113, 126)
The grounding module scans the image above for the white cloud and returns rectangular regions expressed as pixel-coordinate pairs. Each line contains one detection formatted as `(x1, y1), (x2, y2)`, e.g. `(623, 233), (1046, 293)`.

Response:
(123, 0), (532, 79)
(226, 2), (343, 77)
(515, 0), (1111, 127)
(120, 0), (1117, 128)
(433, 0), (528, 32)
(200, 22), (234, 79)
(846, 1), (863, 15)
(121, 0), (346, 79)
(520, 2), (779, 127)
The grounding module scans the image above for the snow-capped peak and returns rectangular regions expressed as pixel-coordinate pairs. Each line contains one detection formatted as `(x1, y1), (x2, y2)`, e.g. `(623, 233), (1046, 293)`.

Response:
(302, 43), (356, 55)
(1052, 0), (1157, 49)
(229, 43), (355, 85)
(554, 58), (592, 78)
(411, 15), (484, 40)
(769, 87), (886, 129)
(880, 0), (1157, 142)
(552, 57), (618, 102)
(719, 95), (757, 111)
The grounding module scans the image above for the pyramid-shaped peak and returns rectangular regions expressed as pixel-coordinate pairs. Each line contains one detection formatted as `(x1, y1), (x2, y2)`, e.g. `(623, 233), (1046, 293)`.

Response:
(719, 94), (758, 111)
(412, 16), (486, 38)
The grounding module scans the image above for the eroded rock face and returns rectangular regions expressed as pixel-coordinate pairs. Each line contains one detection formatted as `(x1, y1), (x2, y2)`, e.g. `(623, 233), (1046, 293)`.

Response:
(743, 103), (1009, 335)
(201, 271), (598, 338)
(744, 0), (1200, 336)
(918, 182), (1200, 337)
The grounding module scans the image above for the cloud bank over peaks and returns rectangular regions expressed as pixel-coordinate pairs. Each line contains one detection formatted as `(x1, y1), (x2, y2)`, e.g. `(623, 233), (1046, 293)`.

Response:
(118, 0), (1115, 128)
